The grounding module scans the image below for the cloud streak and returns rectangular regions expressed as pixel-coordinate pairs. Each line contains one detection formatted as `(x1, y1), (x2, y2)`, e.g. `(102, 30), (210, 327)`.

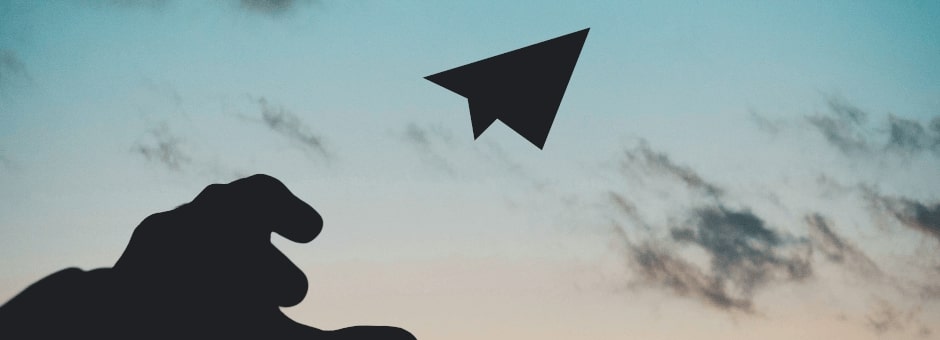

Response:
(256, 97), (330, 160)
(886, 114), (940, 156)
(672, 205), (812, 293)
(865, 189), (940, 243)
(133, 123), (190, 171)
(865, 299), (931, 337)
(802, 95), (940, 158)
(620, 141), (723, 198)
(240, 0), (313, 15)
(805, 96), (870, 155)
(805, 213), (881, 277)
(625, 238), (753, 311)
(0, 49), (29, 92)
(84, 0), (314, 15)
(0, 153), (14, 172)
(608, 142), (811, 312)
(401, 123), (458, 174)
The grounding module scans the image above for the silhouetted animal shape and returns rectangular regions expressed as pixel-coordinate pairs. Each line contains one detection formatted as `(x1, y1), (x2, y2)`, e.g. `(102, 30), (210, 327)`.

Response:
(0, 174), (416, 339)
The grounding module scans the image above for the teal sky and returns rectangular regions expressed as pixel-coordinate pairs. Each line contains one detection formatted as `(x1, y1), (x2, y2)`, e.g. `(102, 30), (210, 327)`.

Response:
(2, 1), (940, 339)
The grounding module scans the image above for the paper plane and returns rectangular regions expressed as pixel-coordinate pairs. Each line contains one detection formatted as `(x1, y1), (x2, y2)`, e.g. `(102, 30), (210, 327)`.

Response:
(425, 28), (589, 149)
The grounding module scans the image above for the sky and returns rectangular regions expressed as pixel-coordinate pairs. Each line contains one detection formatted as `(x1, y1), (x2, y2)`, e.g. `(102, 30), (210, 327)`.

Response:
(1, 0), (940, 339)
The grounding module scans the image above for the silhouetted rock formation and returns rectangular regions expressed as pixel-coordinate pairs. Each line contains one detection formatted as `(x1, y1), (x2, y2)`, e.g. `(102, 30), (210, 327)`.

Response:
(0, 174), (415, 339)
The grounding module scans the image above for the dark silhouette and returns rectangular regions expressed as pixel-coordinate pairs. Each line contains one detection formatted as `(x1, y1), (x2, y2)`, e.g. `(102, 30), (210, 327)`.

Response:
(0, 174), (416, 339)
(425, 28), (589, 149)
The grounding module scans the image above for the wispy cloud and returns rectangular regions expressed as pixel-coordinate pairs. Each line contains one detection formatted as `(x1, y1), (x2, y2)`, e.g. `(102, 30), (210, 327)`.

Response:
(865, 299), (931, 337)
(256, 97), (330, 160)
(0, 49), (29, 93)
(240, 0), (314, 15)
(799, 95), (940, 159)
(886, 114), (940, 156)
(864, 188), (940, 243)
(624, 237), (754, 311)
(401, 123), (457, 174)
(607, 142), (811, 313)
(805, 96), (871, 155)
(610, 205), (812, 313)
(748, 109), (782, 135)
(85, 0), (315, 15)
(805, 213), (881, 277)
(133, 123), (190, 171)
(87, 0), (168, 9)
(619, 141), (723, 198)
(673, 205), (811, 291)
(0, 152), (14, 172)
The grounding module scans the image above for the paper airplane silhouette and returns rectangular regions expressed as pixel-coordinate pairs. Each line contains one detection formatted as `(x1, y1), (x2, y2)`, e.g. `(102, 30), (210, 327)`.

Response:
(425, 28), (589, 149)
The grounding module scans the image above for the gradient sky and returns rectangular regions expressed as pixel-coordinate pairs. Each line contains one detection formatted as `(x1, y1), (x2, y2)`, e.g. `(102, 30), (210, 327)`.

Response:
(2, 1), (939, 339)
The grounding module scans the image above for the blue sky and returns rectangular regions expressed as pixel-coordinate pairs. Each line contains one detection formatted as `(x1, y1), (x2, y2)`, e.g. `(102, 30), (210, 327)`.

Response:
(2, 1), (940, 339)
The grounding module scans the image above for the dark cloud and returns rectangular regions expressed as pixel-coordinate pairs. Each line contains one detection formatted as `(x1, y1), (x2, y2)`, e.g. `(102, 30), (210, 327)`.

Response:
(621, 141), (723, 197)
(864, 188), (940, 242)
(799, 95), (940, 158)
(612, 204), (812, 312)
(256, 97), (330, 159)
(671, 206), (811, 294)
(887, 115), (930, 152)
(889, 200), (940, 241)
(886, 114), (940, 155)
(806, 96), (870, 154)
(805, 213), (881, 277)
(931, 116), (940, 136)
(240, 0), (312, 15)
(625, 239), (753, 311)
(609, 143), (811, 312)
(133, 124), (189, 171)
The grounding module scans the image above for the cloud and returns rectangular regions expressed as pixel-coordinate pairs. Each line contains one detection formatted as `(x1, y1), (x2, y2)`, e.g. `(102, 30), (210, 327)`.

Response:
(864, 299), (931, 337)
(89, 0), (168, 8)
(885, 199), (940, 241)
(805, 213), (881, 277)
(800, 95), (940, 158)
(0, 49), (29, 91)
(256, 97), (330, 160)
(748, 110), (781, 135)
(240, 0), (313, 15)
(624, 238), (753, 311)
(611, 205), (812, 313)
(0, 153), (14, 172)
(401, 123), (456, 174)
(864, 188), (940, 243)
(886, 114), (940, 155)
(671, 205), (811, 296)
(805, 95), (870, 155)
(398, 123), (532, 180)
(83, 0), (314, 15)
(608, 142), (811, 312)
(133, 123), (190, 171)
(621, 141), (723, 198)
(608, 192), (651, 231)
